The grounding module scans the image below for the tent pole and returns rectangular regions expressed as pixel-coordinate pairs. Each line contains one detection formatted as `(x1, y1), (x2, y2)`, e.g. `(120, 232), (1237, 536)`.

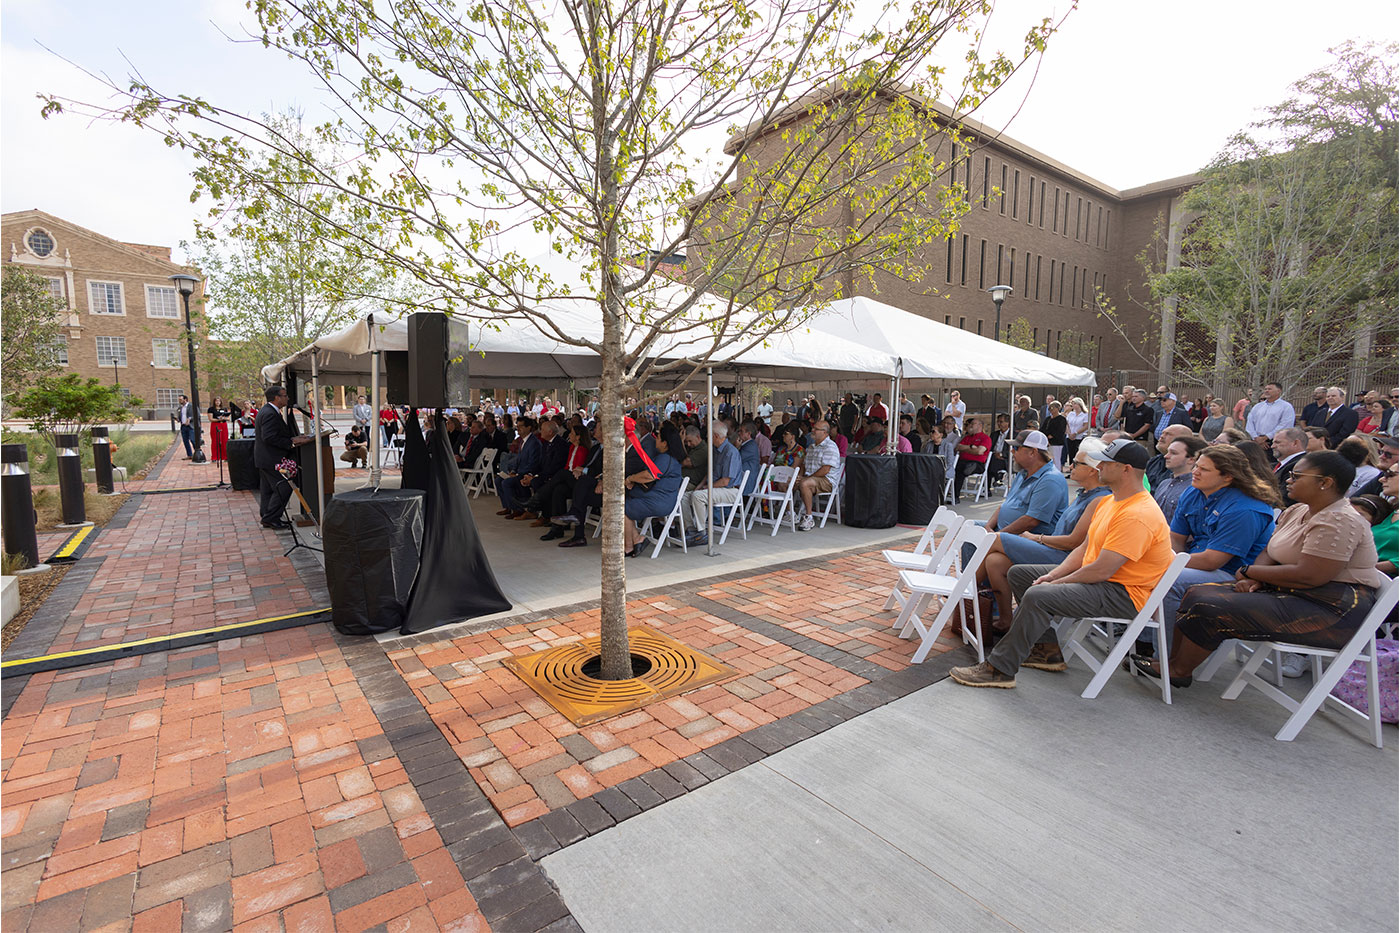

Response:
(367, 313), (382, 490)
(889, 372), (896, 456)
(311, 350), (326, 530)
(706, 366), (716, 557)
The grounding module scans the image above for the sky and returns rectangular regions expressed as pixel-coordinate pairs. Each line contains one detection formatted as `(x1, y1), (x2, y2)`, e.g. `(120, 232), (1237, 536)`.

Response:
(3, 0), (1397, 264)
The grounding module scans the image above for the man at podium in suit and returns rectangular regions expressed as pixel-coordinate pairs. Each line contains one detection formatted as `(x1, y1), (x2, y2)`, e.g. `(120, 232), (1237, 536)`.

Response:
(255, 385), (311, 529)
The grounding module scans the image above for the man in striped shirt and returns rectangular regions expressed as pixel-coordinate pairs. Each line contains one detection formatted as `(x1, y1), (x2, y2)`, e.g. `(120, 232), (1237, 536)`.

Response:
(796, 421), (841, 531)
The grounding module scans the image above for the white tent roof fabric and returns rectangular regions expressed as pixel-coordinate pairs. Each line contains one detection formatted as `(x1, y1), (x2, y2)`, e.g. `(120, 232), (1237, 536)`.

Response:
(261, 294), (1095, 390)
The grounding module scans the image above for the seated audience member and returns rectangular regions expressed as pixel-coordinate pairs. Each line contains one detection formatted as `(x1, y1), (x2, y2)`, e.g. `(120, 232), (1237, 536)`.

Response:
(951, 417), (992, 504)
(685, 423), (743, 546)
(339, 424), (369, 466)
(1199, 398), (1232, 443)
(496, 418), (540, 515)
(983, 431), (1068, 536)
(977, 437), (1113, 633)
(1350, 491), (1397, 577)
(1337, 435), (1381, 497)
(934, 423), (957, 466)
(950, 439), (1173, 688)
(1154, 445), (1279, 647)
(735, 422), (763, 495)
(1309, 385), (1359, 448)
(622, 425), (685, 557)
(794, 421), (841, 531)
(1145, 424), (1193, 490)
(1358, 399), (1392, 435)
(899, 414), (922, 453)
(678, 424), (709, 489)
(1153, 434), (1208, 523)
(527, 422), (592, 531)
(1303, 427), (1330, 452)
(772, 423), (805, 472)
(986, 413), (1012, 487)
(1353, 435), (1397, 497)
(1013, 395), (1037, 433)
(1135, 451), (1383, 688)
(1271, 427), (1308, 506)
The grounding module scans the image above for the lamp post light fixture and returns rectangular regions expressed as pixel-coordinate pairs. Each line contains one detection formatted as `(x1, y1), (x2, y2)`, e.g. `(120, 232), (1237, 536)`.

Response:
(169, 273), (206, 464)
(987, 284), (1013, 343)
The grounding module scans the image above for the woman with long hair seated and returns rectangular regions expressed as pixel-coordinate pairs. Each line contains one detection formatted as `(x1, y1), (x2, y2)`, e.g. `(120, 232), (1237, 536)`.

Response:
(1134, 451), (1383, 687)
(973, 437), (1112, 642)
(622, 424), (685, 558)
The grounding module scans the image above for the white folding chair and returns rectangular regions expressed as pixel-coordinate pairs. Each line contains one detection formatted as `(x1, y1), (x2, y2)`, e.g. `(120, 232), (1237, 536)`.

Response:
(383, 432), (405, 467)
(1220, 576), (1398, 746)
(748, 465), (797, 536)
(812, 461), (843, 527)
(892, 523), (996, 664)
(1054, 552), (1191, 704)
(883, 505), (962, 572)
(969, 462), (992, 503)
(710, 469), (751, 545)
(460, 448), (498, 497)
(640, 478), (690, 558)
(942, 453), (959, 502)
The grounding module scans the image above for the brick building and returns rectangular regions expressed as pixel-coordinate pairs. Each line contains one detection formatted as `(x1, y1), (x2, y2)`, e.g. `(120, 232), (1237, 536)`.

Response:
(706, 94), (1200, 393)
(3, 209), (203, 418)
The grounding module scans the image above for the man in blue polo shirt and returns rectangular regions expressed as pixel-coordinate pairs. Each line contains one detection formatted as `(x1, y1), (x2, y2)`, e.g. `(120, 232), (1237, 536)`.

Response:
(985, 430), (1068, 535)
(1157, 444), (1276, 643)
(685, 422), (743, 545)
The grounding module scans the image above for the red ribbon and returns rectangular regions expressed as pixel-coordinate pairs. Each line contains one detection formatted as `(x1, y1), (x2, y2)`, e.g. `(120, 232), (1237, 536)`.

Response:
(625, 416), (661, 478)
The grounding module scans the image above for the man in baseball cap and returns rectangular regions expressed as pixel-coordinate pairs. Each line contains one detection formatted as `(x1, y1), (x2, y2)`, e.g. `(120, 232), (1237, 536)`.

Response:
(951, 434), (1173, 689)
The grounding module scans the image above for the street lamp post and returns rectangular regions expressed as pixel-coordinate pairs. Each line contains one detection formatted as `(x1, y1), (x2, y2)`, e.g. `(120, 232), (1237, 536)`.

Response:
(169, 273), (206, 464)
(112, 357), (120, 389)
(987, 284), (1013, 343)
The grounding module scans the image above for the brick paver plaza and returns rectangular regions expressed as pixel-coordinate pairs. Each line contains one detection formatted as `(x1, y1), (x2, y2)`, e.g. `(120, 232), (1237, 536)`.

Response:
(1, 438), (964, 931)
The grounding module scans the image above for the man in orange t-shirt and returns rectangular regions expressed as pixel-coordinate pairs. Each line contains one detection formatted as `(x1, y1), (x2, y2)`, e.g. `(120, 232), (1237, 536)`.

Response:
(951, 438), (1173, 688)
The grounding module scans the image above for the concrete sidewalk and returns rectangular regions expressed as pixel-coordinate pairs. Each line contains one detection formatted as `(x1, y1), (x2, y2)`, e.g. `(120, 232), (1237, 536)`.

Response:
(544, 661), (1399, 932)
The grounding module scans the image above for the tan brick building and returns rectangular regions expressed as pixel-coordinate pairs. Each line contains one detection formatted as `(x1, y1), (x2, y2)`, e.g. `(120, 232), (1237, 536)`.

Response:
(4, 209), (203, 418)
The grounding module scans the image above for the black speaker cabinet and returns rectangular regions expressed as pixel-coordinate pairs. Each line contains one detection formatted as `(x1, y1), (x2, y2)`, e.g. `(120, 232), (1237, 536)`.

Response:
(384, 351), (409, 405)
(407, 313), (471, 408)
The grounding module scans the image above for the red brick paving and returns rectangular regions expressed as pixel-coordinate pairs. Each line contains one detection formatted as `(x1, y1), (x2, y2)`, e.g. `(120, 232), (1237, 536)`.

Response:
(387, 552), (953, 827)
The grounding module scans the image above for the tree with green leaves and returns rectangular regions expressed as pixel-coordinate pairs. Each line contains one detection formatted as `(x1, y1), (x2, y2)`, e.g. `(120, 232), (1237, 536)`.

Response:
(1098, 41), (1397, 395)
(1, 265), (67, 407)
(49, 0), (1068, 679)
(10, 374), (135, 446)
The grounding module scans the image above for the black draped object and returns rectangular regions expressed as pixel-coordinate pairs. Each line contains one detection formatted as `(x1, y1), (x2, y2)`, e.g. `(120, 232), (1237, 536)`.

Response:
(400, 407), (430, 492)
(401, 414), (512, 633)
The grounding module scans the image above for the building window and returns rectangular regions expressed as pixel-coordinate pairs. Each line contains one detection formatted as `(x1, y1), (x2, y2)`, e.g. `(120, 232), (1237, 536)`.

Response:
(977, 319), (984, 336)
(959, 316), (966, 331)
(88, 281), (125, 315)
(964, 155), (972, 204)
(996, 245), (1005, 285)
(152, 338), (181, 368)
(51, 336), (69, 366)
(96, 336), (127, 367)
(960, 235), (968, 285)
(999, 164), (1007, 214)
(156, 387), (182, 410)
(1038, 181), (1046, 227)
(1023, 252), (1030, 296)
(146, 285), (180, 319)
(945, 315), (951, 325)
(1063, 192), (1071, 236)
(46, 277), (65, 303)
(1076, 198), (1084, 240)
(1104, 210), (1111, 247)
(1033, 327), (1038, 345)
(983, 156), (991, 208)
(1007, 248), (1015, 289)
(978, 239), (987, 289)
(26, 229), (55, 257)
(1071, 266), (1079, 307)
(1035, 256), (1042, 301)
(1097, 206), (1104, 247)
(946, 237), (954, 283)
(1052, 187), (1060, 232)
(1011, 170), (1020, 219)
(1047, 260), (1055, 302)
(1059, 262), (1067, 304)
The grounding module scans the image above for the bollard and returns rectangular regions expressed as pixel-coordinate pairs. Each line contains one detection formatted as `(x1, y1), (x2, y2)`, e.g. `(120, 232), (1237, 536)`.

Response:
(54, 432), (87, 526)
(92, 426), (115, 495)
(1, 444), (40, 569)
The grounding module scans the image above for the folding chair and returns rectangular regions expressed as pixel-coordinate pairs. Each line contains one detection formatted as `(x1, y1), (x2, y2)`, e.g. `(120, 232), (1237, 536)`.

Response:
(1220, 576), (1398, 746)
(711, 469), (751, 545)
(882, 507), (964, 613)
(748, 465), (797, 536)
(892, 523), (996, 663)
(460, 448), (498, 497)
(942, 453), (958, 503)
(1053, 552), (1191, 704)
(384, 433), (405, 467)
(640, 478), (691, 558)
(808, 461), (843, 528)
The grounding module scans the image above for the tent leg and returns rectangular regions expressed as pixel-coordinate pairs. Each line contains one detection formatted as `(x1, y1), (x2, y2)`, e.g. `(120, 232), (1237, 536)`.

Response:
(706, 366), (716, 557)
(311, 352), (326, 531)
(367, 313), (382, 491)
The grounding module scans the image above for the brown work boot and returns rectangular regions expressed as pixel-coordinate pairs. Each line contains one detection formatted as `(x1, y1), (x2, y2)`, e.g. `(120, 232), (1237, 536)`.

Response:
(515, 511), (538, 521)
(1022, 643), (1067, 672)
(949, 661), (1016, 689)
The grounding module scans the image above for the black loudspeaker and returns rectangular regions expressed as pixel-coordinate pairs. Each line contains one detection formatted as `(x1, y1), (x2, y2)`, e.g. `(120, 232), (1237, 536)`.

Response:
(407, 312), (471, 408)
(385, 351), (409, 404)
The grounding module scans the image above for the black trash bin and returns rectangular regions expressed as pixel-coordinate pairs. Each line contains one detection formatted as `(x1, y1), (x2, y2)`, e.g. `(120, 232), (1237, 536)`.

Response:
(842, 454), (899, 528)
(897, 452), (945, 526)
(226, 439), (258, 491)
(323, 489), (425, 635)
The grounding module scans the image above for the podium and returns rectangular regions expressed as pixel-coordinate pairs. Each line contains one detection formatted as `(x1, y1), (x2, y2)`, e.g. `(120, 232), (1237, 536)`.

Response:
(295, 435), (335, 521)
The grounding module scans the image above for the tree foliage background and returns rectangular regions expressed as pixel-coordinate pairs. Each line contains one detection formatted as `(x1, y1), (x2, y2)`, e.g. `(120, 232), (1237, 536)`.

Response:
(1, 265), (67, 410)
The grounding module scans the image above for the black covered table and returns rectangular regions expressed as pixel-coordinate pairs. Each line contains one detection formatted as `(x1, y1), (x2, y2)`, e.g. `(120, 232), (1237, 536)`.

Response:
(841, 454), (899, 528)
(226, 439), (258, 491)
(323, 488), (424, 635)
(897, 452), (945, 526)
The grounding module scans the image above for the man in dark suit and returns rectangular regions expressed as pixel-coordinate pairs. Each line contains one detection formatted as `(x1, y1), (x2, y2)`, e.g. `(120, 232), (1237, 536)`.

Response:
(254, 385), (311, 528)
(497, 418), (542, 518)
(1309, 386), (1359, 448)
(1271, 427), (1307, 507)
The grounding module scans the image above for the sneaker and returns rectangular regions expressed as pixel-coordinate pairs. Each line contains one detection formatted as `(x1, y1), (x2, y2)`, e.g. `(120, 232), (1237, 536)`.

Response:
(1022, 643), (1067, 672)
(1280, 652), (1309, 679)
(797, 514), (815, 532)
(552, 512), (582, 525)
(949, 661), (1016, 688)
(685, 532), (709, 546)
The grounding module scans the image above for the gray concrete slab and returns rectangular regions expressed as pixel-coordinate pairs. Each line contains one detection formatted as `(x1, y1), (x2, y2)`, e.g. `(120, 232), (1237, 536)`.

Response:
(544, 663), (1398, 932)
